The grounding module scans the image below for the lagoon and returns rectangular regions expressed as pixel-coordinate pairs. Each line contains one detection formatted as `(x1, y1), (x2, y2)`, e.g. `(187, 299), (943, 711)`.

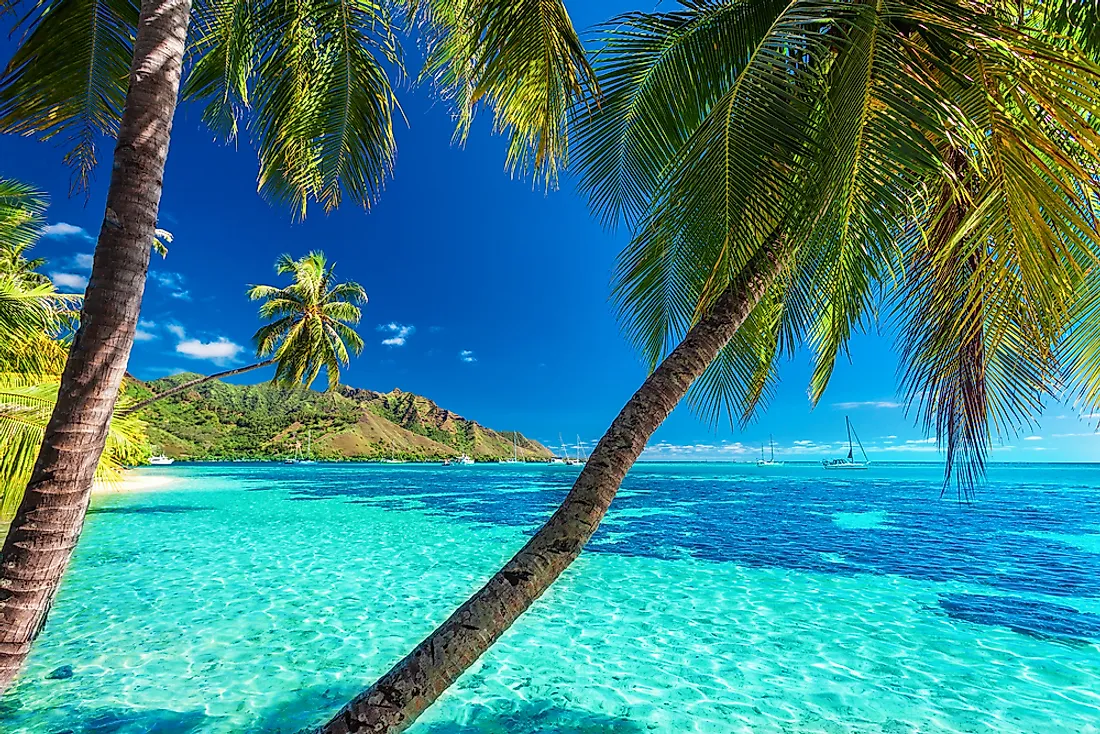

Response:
(3, 462), (1100, 732)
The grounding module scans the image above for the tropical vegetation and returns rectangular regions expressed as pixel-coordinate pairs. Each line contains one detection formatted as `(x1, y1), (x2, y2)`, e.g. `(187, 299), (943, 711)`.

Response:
(0, 178), (148, 518)
(317, 1), (1100, 731)
(132, 375), (550, 461)
(0, 0), (595, 688)
(2, 0), (1100, 732)
(120, 251), (367, 417)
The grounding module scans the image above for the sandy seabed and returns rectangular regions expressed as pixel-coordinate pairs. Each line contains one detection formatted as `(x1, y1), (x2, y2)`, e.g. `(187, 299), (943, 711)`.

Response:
(92, 471), (177, 495)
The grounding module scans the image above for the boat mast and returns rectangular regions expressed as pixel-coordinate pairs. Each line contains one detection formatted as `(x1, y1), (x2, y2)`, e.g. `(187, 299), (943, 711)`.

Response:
(846, 416), (854, 460)
(769, 434), (775, 462)
(513, 432), (518, 461)
(851, 422), (869, 462)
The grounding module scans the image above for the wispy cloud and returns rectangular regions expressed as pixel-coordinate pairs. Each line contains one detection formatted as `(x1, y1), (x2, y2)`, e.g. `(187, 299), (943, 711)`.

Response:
(176, 337), (243, 365)
(72, 253), (94, 270)
(1081, 412), (1100, 421)
(459, 349), (476, 363)
(133, 328), (158, 342)
(378, 322), (415, 347)
(49, 272), (88, 292)
(1024, 435), (1043, 441)
(43, 223), (92, 239)
(833, 400), (903, 409)
(166, 323), (187, 340)
(149, 271), (190, 300)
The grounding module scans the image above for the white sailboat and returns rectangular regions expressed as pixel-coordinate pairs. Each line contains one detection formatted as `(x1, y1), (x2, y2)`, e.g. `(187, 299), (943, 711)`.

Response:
(299, 430), (317, 465)
(285, 439), (302, 464)
(757, 435), (784, 467)
(823, 416), (870, 469)
(148, 454), (174, 466)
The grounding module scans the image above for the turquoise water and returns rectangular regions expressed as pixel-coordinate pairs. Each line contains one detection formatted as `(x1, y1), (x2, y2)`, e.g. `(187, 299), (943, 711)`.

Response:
(3, 462), (1100, 733)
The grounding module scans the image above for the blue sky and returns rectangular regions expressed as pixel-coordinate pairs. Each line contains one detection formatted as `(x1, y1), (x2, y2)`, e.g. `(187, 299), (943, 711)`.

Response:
(2, 1), (1097, 463)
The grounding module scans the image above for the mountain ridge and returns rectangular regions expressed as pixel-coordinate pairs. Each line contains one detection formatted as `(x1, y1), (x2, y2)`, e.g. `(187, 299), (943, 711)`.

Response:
(129, 373), (552, 461)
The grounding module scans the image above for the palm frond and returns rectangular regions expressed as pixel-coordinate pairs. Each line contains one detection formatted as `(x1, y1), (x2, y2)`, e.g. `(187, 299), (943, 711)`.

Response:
(416, 0), (596, 188)
(0, 0), (139, 193)
(250, 0), (400, 216)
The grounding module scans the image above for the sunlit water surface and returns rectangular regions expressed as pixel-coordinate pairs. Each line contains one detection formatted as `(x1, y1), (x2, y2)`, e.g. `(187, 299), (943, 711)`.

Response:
(3, 462), (1100, 733)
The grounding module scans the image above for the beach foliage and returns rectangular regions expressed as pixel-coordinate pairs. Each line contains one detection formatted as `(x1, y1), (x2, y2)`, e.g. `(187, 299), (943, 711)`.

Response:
(0, 178), (150, 518)
(574, 0), (1100, 493)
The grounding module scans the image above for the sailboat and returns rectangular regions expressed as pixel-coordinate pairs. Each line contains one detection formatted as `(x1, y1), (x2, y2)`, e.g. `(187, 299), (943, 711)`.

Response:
(575, 435), (588, 465)
(499, 433), (520, 464)
(299, 430), (317, 465)
(756, 435), (783, 467)
(823, 416), (870, 469)
(285, 440), (302, 465)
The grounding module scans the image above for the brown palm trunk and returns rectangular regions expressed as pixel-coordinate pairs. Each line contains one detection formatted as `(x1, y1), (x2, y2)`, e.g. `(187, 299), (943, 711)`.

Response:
(0, 0), (191, 691)
(118, 358), (277, 417)
(320, 244), (782, 734)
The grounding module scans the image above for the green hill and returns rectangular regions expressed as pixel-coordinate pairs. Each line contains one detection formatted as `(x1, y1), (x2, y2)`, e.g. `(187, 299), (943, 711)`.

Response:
(129, 374), (552, 462)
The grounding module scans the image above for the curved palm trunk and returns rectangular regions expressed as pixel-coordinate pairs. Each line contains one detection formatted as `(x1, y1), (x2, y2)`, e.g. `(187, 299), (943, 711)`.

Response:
(118, 358), (277, 417)
(0, 0), (191, 691)
(320, 246), (781, 734)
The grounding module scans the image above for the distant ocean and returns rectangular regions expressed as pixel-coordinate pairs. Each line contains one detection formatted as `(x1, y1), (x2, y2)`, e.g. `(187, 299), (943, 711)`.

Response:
(3, 462), (1099, 732)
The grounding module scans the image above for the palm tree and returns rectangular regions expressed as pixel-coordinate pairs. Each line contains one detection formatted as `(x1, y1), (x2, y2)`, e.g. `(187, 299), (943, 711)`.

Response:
(0, 0), (595, 687)
(317, 2), (1100, 731)
(119, 251), (366, 416)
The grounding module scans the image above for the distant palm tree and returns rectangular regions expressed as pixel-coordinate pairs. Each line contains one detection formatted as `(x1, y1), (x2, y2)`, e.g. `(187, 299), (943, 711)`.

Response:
(120, 252), (366, 416)
(317, 2), (1100, 731)
(0, 0), (595, 687)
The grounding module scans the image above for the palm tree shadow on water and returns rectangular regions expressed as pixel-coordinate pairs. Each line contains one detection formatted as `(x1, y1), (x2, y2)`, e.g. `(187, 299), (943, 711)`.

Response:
(259, 694), (649, 734)
(410, 703), (649, 734)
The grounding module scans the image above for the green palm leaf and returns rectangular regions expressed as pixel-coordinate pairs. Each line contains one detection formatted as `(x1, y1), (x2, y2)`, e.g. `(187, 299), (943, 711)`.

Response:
(416, 0), (597, 188)
(0, 0), (139, 193)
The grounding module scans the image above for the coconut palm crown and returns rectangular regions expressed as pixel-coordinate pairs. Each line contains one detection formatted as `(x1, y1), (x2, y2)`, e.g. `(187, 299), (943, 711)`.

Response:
(249, 251), (366, 389)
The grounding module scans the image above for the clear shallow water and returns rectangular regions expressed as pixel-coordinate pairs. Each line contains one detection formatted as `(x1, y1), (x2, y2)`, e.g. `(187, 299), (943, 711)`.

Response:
(3, 462), (1100, 733)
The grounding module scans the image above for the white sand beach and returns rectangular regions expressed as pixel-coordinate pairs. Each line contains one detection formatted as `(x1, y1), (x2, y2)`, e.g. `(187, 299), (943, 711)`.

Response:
(92, 471), (178, 496)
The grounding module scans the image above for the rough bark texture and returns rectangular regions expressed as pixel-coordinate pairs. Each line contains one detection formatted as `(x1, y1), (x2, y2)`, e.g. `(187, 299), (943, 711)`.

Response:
(118, 358), (277, 416)
(319, 246), (781, 734)
(0, 0), (191, 691)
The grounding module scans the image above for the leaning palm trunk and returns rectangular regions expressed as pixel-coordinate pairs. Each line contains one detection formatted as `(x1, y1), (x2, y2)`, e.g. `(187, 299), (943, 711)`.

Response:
(320, 246), (781, 734)
(117, 358), (277, 417)
(0, 0), (191, 691)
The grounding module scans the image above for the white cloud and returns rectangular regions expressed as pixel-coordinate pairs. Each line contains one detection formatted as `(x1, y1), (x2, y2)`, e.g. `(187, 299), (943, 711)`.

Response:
(166, 323), (187, 339)
(176, 337), (243, 365)
(149, 271), (190, 300)
(905, 437), (937, 445)
(139, 319), (157, 329)
(833, 400), (903, 409)
(1081, 412), (1100, 421)
(378, 322), (414, 347)
(459, 349), (476, 363)
(1053, 432), (1100, 438)
(72, 253), (94, 270)
(882, 435), (898, 440)
(49, 272), (88, 291)
(1024, 435), (1043, 441)
(43, 223), (91, 239)
(133, 329), (158, 342)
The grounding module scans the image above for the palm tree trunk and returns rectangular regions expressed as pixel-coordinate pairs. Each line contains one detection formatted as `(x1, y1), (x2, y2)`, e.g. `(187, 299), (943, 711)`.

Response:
(0, 0), (191, 692)
(118, 358), (277, 417)
(319, 244), (783, 734)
